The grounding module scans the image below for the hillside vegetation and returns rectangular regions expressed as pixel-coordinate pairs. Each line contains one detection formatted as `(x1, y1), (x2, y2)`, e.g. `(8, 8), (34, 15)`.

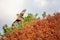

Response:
(0, 12), (60, 40)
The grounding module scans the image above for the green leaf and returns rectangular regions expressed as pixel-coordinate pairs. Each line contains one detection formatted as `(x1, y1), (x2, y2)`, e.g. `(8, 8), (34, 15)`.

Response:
(42, 11), (46, 18)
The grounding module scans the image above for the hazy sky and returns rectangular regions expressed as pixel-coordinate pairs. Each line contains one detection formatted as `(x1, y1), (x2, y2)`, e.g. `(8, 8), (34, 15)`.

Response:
(0, 0), (60, 34)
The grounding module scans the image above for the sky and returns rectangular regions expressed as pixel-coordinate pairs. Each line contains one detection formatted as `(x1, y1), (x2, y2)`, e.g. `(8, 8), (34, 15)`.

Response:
(0, 0), (60, 34)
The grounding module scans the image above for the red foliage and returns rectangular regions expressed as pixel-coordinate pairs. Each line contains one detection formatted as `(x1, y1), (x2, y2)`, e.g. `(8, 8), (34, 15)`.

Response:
(0, 13), (60, 40)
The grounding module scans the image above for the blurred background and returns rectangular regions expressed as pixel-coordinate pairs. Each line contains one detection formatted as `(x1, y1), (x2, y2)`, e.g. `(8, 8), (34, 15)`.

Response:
(0, 0), (60, 34)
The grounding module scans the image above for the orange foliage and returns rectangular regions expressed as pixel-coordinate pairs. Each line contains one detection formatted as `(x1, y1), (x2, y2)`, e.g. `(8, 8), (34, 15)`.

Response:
(0, 12), (60, 40)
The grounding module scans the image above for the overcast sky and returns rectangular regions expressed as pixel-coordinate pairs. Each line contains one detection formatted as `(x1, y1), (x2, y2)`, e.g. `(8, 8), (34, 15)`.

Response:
(0, 0), (60, 34)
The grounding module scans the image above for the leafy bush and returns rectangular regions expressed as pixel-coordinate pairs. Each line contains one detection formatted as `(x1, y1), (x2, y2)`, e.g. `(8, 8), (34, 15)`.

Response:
(2, 13), (38, 34)
(0, 12), (47, 40)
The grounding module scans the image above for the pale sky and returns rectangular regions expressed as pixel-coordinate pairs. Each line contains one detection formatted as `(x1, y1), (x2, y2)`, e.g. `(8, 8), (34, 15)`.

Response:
(0, 0), (60, 34)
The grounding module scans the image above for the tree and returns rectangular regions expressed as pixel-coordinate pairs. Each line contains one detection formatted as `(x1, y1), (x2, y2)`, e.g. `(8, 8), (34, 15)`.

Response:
(42, 11), (46, 18)
(3, 24), (8, 33)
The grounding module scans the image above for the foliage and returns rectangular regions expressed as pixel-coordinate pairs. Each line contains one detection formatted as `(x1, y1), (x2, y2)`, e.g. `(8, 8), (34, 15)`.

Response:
(0, 13), (60, 40)
(2, 13), (37, 34)
(3, 24), (8, 33)
(42, 11), (46, 18)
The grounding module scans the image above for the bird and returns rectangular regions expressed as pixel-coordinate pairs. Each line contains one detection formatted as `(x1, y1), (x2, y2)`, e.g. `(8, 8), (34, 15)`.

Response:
(12, 9), (26, 26)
